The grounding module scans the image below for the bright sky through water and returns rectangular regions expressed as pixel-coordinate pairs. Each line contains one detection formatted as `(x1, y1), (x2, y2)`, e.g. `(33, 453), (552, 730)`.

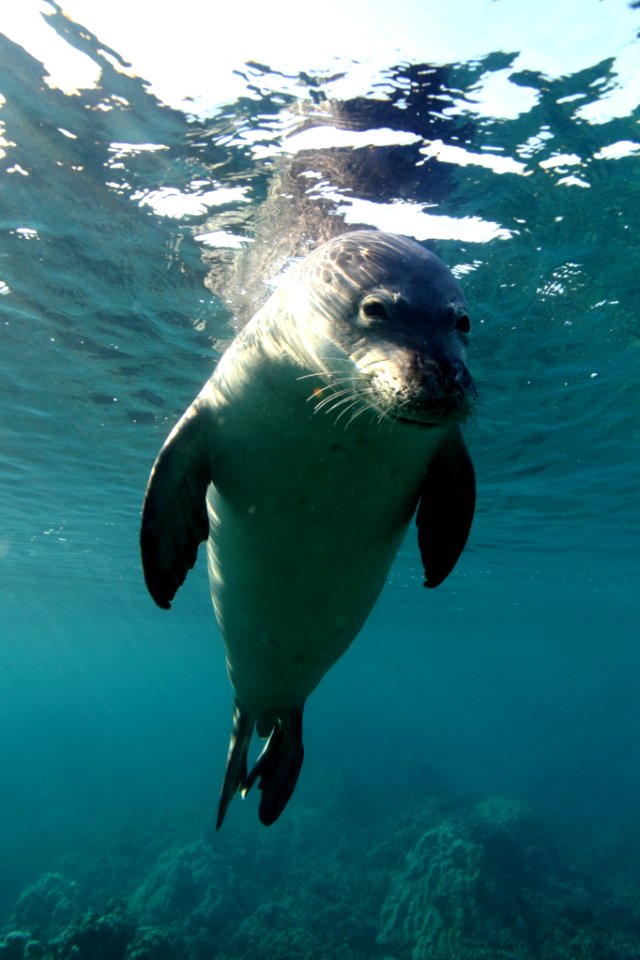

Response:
(1, 1), (638, 240)
(1, 0), (639, 122)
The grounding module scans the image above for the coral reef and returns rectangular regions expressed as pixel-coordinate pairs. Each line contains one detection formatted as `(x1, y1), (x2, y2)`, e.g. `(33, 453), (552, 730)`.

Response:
(129, 840), (234, 932)
(2, 795), (640, 960)
(11, 874), (81, 944)
(377, 797), (640, 960)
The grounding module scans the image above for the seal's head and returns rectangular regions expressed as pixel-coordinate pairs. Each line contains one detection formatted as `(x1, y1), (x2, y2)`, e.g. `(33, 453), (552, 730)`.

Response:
(282, 230), (476, 428)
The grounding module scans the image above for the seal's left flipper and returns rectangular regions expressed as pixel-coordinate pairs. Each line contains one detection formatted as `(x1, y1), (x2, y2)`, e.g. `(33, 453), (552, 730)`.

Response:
(242, 705), (305, 827)
(140, 399), (213, 609)
(417, 426), (475, 588)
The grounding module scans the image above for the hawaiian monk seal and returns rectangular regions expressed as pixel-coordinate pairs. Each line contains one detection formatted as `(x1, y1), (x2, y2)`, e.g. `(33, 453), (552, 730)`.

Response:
(140, 229), (476, 828)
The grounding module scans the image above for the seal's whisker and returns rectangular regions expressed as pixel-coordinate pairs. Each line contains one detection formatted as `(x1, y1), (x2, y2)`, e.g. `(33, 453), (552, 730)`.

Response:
(300, 373), (364, 397)
(344, 403), (373, 430)
(313, 389), (353, 414)
(352, 357), (391, 375)
(373, 409), (397, 438)
(333, 398), (363, 425)
(321, 394), (362, 418)
(297, 361), (356, 383)
(305, 383), (337, 402)
(339, 399), (369, 423)
(321, 386), (353, 400)
(306, 376), (365, 408)
(323, 374), (363, 386)
(297, 371), (330, 382)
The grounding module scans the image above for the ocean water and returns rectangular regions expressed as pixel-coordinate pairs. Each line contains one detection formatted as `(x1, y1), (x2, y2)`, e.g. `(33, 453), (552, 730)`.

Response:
(1, 2), (639, 958)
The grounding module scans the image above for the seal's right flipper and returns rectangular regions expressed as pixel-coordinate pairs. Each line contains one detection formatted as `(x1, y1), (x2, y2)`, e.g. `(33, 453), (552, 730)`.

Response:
(140, 398), (214, 609)
(416, 425), (475, 588)
(242, 705), (305, 827)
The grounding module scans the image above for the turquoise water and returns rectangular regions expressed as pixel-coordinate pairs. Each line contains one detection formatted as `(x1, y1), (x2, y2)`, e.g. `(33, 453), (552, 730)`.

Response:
(1, 2), (640, 957)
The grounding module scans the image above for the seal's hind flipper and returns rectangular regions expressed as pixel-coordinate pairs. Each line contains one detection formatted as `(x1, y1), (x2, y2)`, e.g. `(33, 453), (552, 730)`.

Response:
(245, 705), (305, 827)
(218, 704), (305, 828)
(140, 397), (214, 609)
(417, 425), (475, 588)
(216, 700), (255, 830)
(216, 703), (304, 829)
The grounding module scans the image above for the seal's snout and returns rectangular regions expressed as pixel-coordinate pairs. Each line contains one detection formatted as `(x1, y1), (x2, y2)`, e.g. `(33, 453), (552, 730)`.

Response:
(439, 355), (476, 404)
(359, 347), (475, 427)
(382, 348), (476, 426)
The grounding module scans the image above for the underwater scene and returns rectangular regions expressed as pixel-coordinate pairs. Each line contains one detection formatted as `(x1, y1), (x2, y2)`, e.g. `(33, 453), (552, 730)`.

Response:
(1, 0), (639, 957)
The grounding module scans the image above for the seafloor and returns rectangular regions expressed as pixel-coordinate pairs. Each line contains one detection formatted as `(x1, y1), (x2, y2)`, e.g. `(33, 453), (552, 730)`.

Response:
(2, 791), (639, 960)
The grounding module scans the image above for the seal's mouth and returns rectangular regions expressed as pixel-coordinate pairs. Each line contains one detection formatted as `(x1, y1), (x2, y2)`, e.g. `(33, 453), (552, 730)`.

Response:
(392, 415), (443, 429)
(349, 347), (476, 430)
(366, 367), (477, 429)
(380, 405), (472, 429)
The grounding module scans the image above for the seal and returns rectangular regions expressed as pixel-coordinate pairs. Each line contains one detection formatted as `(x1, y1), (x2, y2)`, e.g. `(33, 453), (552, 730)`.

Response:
(140, 230), (476, 828)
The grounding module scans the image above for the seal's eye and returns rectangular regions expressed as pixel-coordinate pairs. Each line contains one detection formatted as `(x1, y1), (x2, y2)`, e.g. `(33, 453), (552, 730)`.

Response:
(455, 314), (471, 336)
(359, 297), (391, 325)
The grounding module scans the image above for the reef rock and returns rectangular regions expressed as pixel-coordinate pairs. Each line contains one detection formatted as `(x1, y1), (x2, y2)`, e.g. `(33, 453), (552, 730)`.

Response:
(377, 795), (640, 960)
(129, 839), (235, 934)
(11, 874), (80, 944)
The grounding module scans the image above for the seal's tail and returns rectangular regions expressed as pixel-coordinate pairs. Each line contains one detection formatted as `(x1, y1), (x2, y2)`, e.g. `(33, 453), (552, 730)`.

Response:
(216, 700), (305, 829)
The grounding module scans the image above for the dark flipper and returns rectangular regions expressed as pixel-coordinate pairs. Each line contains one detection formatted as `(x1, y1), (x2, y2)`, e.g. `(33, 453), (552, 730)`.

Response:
(245, 705), (305, 827)
(216, 701), (305, 829)
(417, 425), (475, 588)
(140, 398), (213, 609)
(216, 700), (255, 830)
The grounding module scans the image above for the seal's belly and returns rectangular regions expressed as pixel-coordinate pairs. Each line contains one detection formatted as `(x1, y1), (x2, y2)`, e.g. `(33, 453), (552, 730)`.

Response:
(205, 420), (431, 712)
